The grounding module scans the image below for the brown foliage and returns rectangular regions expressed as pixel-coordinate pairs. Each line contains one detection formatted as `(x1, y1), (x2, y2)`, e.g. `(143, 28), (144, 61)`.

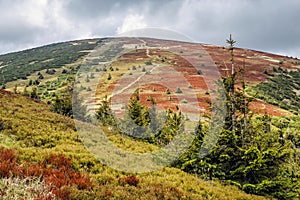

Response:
(118, 175), (139, 187)
(0, 147), (93, 199)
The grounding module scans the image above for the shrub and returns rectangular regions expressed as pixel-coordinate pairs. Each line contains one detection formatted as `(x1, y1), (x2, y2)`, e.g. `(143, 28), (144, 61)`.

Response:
(166, 88), (171, 94)
(0, 120), (4, 131)
(46, 69), (56, 75)
(145, 61), (152, 65)
(0, 148), (93, 199)
(107, 73), (112, 80)
(118, 175), (139, 187)
(175, 87), (182, 94)
(0, 148), (18, 178)
(242, 184), (257, 194)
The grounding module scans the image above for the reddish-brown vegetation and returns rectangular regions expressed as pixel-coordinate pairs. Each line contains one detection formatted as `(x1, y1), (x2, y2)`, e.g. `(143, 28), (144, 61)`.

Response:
(0, 147), (92, 199)
(118, 175), (139, 187)
(89, 38), (300, 117)
(249, 100), (292, 116)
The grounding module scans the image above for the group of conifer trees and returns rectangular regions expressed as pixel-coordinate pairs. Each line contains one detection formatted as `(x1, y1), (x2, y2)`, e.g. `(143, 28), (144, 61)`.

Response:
(95, 35), (299, 199)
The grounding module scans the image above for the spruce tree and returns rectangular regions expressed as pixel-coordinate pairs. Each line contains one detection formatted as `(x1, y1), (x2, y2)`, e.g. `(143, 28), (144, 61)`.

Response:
(175, 35), (299, 199)
(225, 34), (236, 131)
(96, 96), (115, 126)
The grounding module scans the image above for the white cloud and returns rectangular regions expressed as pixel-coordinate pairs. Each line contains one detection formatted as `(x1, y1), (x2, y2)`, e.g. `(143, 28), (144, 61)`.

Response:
(18, 0), (48, 28)
(116, 14), (147, 34)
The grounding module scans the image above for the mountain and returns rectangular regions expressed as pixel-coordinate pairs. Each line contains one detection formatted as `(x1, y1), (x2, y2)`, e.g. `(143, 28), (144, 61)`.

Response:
(0, 37), (299, 199)
(1, 37), (299, 116)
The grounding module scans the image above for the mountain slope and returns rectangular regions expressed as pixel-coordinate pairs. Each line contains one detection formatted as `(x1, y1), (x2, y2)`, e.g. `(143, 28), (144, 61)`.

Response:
(0, 39), (103, 84)
(0, 90), (269, 199)
(1, 37), (299, 116)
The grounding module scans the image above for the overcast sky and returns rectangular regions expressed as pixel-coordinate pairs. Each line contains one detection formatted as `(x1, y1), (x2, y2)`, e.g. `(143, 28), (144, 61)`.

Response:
(0, 0), (299, 57)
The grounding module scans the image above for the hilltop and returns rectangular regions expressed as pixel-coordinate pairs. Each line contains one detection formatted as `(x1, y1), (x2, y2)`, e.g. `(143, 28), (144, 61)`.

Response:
(1, 37), (299, 116)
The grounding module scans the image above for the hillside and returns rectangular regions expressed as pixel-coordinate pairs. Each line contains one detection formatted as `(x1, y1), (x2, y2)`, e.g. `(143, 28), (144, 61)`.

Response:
(0, 90), (269, 199)
(0, 37), (299, 199)
(1, 37), (299, 116)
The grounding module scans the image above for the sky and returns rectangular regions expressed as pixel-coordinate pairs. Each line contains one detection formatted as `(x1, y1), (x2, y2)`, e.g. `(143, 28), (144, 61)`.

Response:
(0, 0), (300, 57)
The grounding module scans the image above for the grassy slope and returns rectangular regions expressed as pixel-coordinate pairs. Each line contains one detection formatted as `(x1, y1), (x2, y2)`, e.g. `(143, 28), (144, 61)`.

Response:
(0, 90), (269, 199)
(0, 39), (103, 84)
(1, 37), (300, 117)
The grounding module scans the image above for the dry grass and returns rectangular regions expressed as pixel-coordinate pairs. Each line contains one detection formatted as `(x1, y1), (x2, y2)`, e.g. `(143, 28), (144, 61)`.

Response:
(0, 177), (51, 200)
(0, 90), (272, 199)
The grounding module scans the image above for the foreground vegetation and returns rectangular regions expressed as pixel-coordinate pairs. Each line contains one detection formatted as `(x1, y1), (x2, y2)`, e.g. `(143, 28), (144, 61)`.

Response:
(0, 90), (269, 199)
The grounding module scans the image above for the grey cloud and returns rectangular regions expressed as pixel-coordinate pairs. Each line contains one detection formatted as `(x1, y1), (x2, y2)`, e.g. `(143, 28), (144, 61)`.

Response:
(228, 0), (300, 53)
(0, 2), (45, 52)
(64, 0), (146, 21)
(168, 0), (300, 56)
(0, 0), (299, 58)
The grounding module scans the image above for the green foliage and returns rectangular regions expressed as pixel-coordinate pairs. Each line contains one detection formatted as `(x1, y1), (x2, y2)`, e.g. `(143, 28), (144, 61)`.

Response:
(28, 79), (33, 86)
(116, 91), (151, 139)
(177, 114), (300, 199)
(173, 121), (206, 173)
(30, 87), (39, 100)
(50, 86), (87, 121)
(0, 90), (267, 200)
(0, 39), (103, 84)
(173, 35), (300, 200)
(145, 61), (152, 65)
(50, 93), (72, 117)
(85, 75), (90, 82)
(127, 91), (150, 127)
(175, 87), (182, 94)
(96, 97), (115, 126)
(107, 73), (112, 80)
(1, 36), (298, 199)
(248, 69), (300, 112)
(166, 88), (171, 94)
(36, 71), (77, 102)
(45, 68), (56, 75)
(97, 90), (184, 146)
(155, 109), (183, 146)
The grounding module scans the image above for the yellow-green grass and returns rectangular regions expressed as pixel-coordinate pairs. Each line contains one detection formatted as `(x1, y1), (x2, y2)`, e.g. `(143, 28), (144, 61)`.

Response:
(0, 90), (271, 199)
